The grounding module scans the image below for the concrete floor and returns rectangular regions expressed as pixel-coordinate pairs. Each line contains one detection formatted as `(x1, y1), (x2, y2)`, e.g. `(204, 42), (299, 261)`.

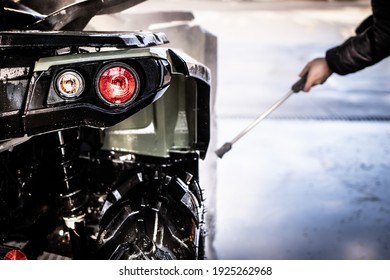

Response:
(92, 0), (390, 260)
(215, 120), (390, 259)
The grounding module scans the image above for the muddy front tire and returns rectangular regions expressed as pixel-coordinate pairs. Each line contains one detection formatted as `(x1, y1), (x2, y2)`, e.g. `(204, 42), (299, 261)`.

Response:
(95, 167), (205, 260)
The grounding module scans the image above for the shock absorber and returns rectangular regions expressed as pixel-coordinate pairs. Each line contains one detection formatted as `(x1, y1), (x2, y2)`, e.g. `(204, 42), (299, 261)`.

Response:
(56, 129), (89, 259)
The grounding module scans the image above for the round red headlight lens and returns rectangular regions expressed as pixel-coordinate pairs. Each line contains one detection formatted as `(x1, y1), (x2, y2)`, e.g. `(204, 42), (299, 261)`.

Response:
(4, 249), (28, 260)
(97, 64), (139, 105)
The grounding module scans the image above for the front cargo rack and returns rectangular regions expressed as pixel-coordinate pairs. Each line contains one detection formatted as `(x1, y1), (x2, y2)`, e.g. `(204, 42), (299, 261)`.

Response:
(0, 30), (169, 50)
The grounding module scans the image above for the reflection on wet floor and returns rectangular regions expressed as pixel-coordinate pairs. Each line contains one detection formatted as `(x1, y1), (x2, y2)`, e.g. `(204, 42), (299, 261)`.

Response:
(214, 120), (390, 259)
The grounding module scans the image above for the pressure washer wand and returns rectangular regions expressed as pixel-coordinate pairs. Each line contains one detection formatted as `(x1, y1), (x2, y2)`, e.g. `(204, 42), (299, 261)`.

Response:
(215, 74), (308, 159)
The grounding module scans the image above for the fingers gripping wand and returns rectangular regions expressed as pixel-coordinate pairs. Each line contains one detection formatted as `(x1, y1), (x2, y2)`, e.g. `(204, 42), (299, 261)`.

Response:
(215, 74), (308, 159)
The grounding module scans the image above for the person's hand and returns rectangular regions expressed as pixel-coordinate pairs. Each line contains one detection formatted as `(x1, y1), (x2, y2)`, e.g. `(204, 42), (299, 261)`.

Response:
(299, 57), (333, 92)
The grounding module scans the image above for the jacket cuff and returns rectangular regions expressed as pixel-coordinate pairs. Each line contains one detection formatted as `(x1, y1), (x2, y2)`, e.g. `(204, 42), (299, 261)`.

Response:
(325, 46), (349, 76)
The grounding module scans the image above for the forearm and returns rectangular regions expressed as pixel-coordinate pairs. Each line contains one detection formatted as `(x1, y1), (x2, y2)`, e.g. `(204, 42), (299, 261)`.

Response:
(325, 31), (374, 75)
(325, 0), (390, 75)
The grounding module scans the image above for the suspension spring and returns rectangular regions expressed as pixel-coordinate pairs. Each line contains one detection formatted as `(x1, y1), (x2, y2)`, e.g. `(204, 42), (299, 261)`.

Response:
(56, 129), (87, 219)
(56, 129), (89, 259)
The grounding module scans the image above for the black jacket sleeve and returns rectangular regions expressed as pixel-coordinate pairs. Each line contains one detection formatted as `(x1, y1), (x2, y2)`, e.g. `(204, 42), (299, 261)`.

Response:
(325, 0), (390, 75)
